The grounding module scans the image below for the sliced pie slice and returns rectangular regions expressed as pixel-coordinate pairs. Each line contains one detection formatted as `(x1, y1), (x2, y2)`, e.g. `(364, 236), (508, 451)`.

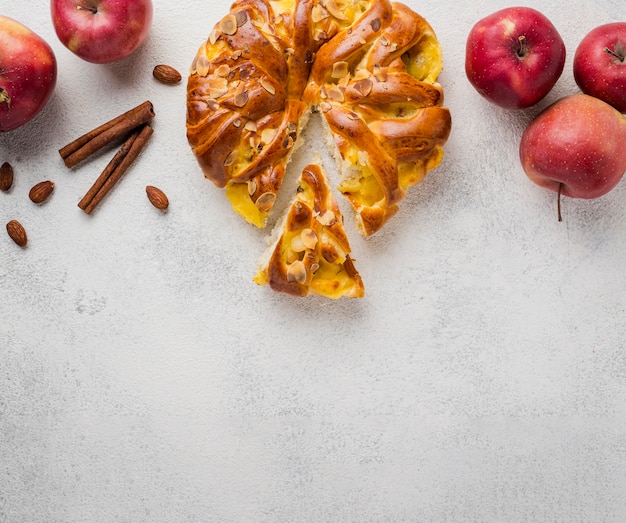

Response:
(254, 162), (364, 299)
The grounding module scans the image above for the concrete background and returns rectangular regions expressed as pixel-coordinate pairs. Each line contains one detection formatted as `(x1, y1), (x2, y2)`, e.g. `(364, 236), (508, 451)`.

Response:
(1, 0), (625, 521)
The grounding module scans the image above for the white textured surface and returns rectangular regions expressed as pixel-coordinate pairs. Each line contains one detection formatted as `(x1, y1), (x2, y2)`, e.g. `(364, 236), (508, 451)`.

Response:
(1, 1), (625, 521)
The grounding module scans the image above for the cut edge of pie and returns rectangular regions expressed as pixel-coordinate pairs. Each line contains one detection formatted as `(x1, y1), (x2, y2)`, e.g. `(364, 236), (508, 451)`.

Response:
(253, 160), (365, 299)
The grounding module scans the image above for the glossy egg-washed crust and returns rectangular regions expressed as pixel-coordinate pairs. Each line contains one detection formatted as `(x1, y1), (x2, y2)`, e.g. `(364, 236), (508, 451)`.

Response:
(254, 163), (364, 298)
(186, 0), (451, 236)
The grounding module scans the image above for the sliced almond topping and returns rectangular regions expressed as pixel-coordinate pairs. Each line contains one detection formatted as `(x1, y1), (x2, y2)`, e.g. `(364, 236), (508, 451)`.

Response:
(326, 0), (349, 20)
(322, 242), (340, 263)
(283, 135), (295, 149)
(249, 135), (260, 149)
(319, 101), (332, 113)
(209, 87), (229, 99)
(354, 77), (373, 97)
(353, 69), (371, 81)
(311, 5), (329, 23)
(260, 77), (276, 95)
(358, 150), (369, 166)
(346, 111), (359, 120)
(224, 150), (239, 166)
(380, 36), (390, 47)
(230, 50), (243, 60)
(215, 64), (231, 77)
(284, 47), (296, 57)
(233, 119), (242, 128)
(310, 263), (320, 273)
(206, 99), (220, 111)
(343, 255), (359, 278)
(316, 209), (336, 226)
(247, 179), (257, 196)
(314, 29), (328, 42)
(263, 21), (275, 35)
(286, 260), (307, 284)
(235, 10), (247, 27)
(196, 54), (210, 77)
(290, 234), (306, 253)
(215, 71), (229, 84)
(220, 14), (238, 36)
(244, 120), (258, 132)
(390, 42), (398, 53)
(373, 64), (387, 82)
(300, 228), (318, 250)
(234, 91), (249, 107)
(209, 87), (228, 99)
(331, 61), (349, 79)
(286, 249), (299, 264)
(261, 128), (277, 144)
(326, 85), (344, 102)
(303, 252), (316, 269)
(209, 28), (221, 45)
(252, 19), (274, 35)
(255, 192), (276, 212)
(266, 35), (279, 48)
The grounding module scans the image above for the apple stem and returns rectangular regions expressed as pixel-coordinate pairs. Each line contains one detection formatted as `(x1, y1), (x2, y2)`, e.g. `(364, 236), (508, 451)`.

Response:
(604, 47), (624, 62)
(517, 35), (527, 57)
(557, 183), (563, 222)
(76, 4), (98, 14)
(0, 88), (10, 108)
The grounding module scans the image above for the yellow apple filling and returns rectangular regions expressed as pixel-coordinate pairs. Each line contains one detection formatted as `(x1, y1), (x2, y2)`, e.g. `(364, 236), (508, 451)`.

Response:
(402, 33), (442, 83)
(226, 182), (267, 228)
(337, 147), (385, 207)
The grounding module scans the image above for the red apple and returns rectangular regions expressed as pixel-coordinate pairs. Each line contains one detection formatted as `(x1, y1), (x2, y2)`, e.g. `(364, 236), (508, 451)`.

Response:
(520, 94), (626, 220)
(51, 0), (153, 64)
(573, 22), (626, 113)
(465, 7), (566, 110)
(0, 16), (57, 132)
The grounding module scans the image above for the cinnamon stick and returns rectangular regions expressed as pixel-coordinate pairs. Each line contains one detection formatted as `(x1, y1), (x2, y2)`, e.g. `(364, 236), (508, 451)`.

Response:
(60, 101), (154, 169)
(77, 127), (141, 210)
(79, 124), (153, 214)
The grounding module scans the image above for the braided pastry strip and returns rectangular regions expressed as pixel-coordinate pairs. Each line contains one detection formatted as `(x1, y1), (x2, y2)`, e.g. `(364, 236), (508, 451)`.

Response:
(186, 0), (451, 234)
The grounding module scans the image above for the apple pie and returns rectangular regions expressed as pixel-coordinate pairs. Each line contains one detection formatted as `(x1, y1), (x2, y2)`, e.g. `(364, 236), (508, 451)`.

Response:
(186, 0), (451, 235)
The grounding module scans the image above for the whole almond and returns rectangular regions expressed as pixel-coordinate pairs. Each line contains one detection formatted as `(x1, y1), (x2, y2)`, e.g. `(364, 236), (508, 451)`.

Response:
(6, 220), (27, 247)
(29, 180), (55, 204)
(0, 162), (14, 192)
(146, 185), (169, 210)
(153, 64), (182, 85)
